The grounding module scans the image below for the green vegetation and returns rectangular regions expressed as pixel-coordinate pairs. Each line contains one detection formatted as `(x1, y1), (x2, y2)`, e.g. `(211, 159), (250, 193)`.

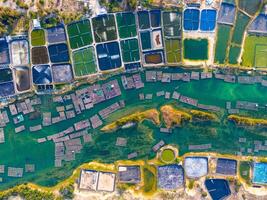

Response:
(101, 109), (160, 132)
(228, 115), (267, 127)
(190, 110), (218, 122)
(183, 38), (208, 60)
(31, 29), (46, 46)
(0, 186), (55, 200)
(99, 0), (123, 12)
(12, 16), (30, 34)
(214, 25), (232, 64)
(188, 180), (195, 189)
(16, 0), (29, 9)
(142, 166), (157, 194)
(41, 14), (61, 29)
(254, 45), (267, 67)
(39, 0), (45, 6)
(161, 105), (217, 128)
(161, 149), (175, 163)
(242, 36), (267, 68)
(59, 184), (74, 199)
(0, 7), (21, 36)
(239, 161), (251, 183)
(128, 0), (138, 10)
(160, 105), (192, 128)
(59, 12), (83, 25)
(29, 11), (38, 19)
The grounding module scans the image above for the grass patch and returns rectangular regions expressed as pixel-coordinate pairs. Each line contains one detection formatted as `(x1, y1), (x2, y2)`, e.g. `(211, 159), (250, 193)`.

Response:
(31, 29), (45, 46)
(255, 45), (267, 67)
(242, 35), (267, 68)
(239, 161), (251, 183)
(142, 165), (157, 194)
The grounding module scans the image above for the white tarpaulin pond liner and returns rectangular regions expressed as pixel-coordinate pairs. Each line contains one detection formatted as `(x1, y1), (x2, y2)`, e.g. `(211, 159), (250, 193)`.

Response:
(184, 157), (208, 178)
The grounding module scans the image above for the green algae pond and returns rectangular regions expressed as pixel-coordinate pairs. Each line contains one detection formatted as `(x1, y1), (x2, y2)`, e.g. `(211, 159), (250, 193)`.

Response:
(1, 68), (267, 190)
(183, 39), (208, 60)
(214, 24), (232, 64)
(231, 11), (250, 45)
(228, 45), (241, 64)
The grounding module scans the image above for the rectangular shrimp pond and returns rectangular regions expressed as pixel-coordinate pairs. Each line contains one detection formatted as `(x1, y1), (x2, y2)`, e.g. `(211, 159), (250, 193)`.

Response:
(183, 39), (208, 60)
(1, 68), (267, 190)
(252, 162), (267, 184)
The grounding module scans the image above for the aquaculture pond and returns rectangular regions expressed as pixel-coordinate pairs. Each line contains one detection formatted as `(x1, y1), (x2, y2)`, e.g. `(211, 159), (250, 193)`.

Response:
(1, 68), (267, 190)
(214, 24), (232, 64)
(183, 39), (208, 60)
(231, 11), (250, 45)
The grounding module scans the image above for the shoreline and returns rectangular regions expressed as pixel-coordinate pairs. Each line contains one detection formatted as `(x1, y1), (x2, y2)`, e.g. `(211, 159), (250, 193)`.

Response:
(1, 65), (266, 109)
(1, 152), (266, 198)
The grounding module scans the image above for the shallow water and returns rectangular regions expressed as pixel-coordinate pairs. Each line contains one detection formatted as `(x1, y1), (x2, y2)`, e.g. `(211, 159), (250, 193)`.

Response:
(0, 68), (267, 189)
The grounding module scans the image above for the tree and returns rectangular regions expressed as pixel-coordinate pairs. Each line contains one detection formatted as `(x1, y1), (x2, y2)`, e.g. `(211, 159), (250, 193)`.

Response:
(128, 0), (137, 10)
(0, 7), (21, 36)
(59, 184), (74, 199)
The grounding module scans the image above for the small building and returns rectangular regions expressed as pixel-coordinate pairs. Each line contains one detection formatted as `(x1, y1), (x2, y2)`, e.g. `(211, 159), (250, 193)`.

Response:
(25, 164), (35, 173)
(7, 167), (23, 177)
(118, 166), (141, 184)
(0, 165), (4, 173)
(79, 169), (98, 191)
(152, 140), (165, 152)
(184, 157), (208, 178)
(97, 172), (116, 192)
(33, 19), (41, 29)
(116, 137), (127, 147)
(158, 164), (184, 190)
(216, 158), (237, 175)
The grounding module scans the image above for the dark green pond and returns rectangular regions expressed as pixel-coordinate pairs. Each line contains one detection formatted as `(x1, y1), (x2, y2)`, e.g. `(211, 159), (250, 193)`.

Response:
(0, 68), (267, 190)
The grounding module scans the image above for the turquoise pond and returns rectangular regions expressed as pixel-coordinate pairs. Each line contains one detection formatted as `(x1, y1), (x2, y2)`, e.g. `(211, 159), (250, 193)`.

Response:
(253, 162), (267, 184)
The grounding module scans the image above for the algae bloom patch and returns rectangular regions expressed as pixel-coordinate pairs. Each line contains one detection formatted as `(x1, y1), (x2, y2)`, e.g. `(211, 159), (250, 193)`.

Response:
(161, 149), (175, 163)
